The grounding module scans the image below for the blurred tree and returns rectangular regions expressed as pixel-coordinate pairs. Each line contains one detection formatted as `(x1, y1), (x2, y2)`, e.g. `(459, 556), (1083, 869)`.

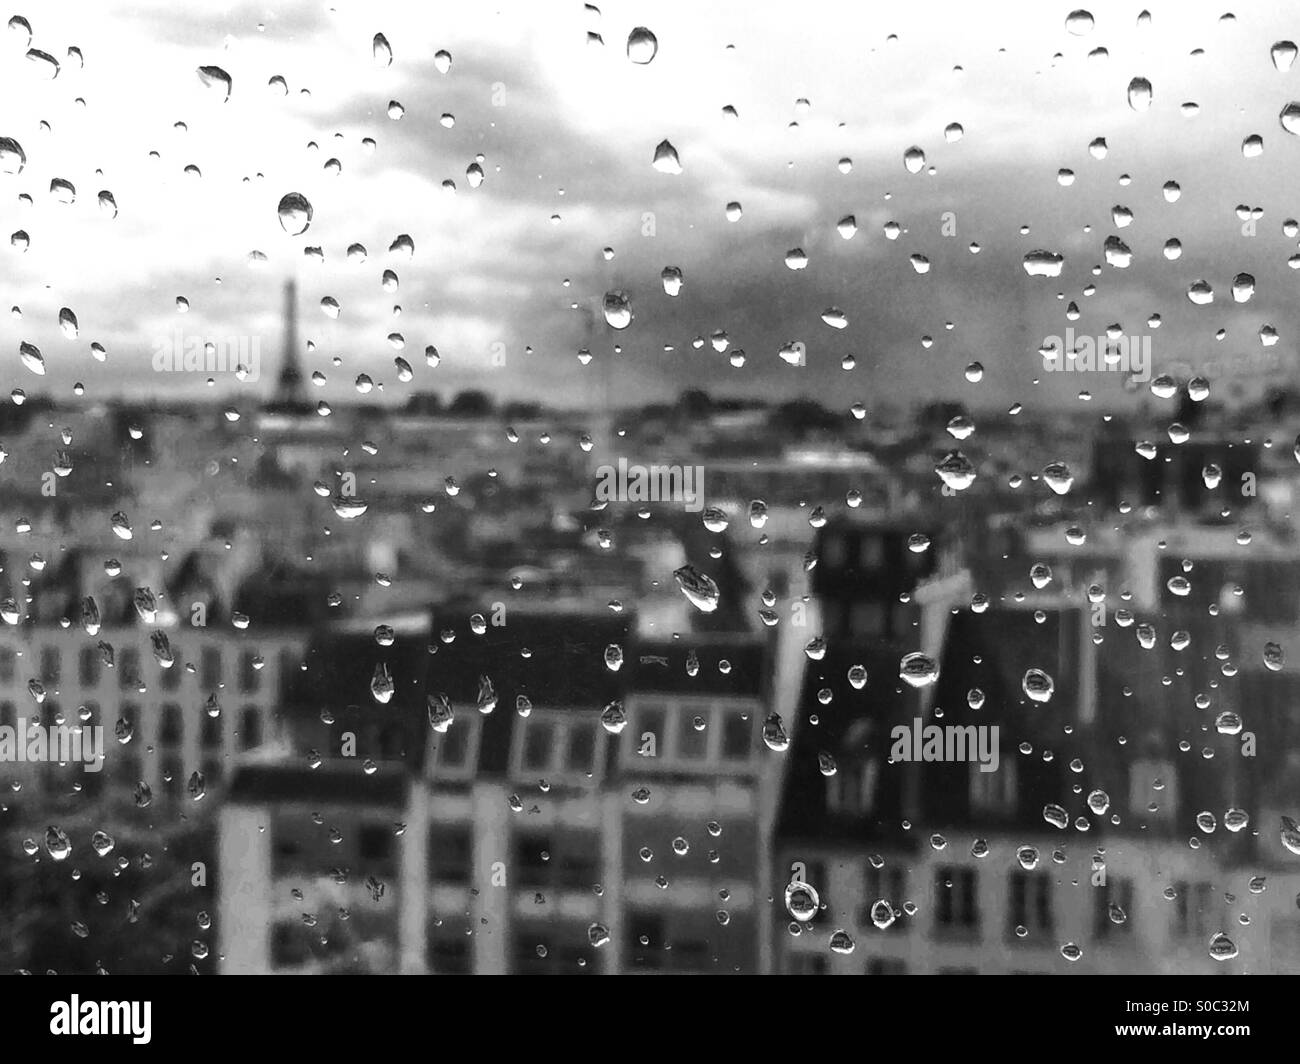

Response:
(0, 805), (216, 974)
(448, 391), (494, 417)
(677, 389), (712, 418)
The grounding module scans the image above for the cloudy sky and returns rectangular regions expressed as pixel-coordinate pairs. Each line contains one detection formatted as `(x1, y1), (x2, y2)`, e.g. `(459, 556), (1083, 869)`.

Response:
(3, 0), (1299, 414)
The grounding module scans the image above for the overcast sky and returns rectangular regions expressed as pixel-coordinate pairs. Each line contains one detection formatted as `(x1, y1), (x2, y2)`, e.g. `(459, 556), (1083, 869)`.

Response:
(3, 0), (1299, 414)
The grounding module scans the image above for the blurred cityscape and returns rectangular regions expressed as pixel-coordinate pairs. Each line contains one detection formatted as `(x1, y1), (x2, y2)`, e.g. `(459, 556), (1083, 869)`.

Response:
(2, 280), (1300, 975)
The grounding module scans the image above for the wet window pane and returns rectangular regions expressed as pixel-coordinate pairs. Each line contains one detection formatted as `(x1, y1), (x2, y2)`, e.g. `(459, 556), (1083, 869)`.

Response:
(2, 0), (1292, 990)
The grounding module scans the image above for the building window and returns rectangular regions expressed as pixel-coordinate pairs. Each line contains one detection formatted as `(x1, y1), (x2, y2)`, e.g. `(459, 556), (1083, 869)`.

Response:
(676, 713), (708, 760)
(430, 716), (477, 774)
(440, 723), (469, 767)
(634, 702), (666, 759)
(934, 867), (979, 932)
(161, 643), (182, 689)
(78, 703), (104, 797)
(970, 759), (1016, 815)
(1008, 872), (1053, 935)
(565, 723), (596, 774)
(428, 825), (472, 884)
(201, 712), (223, 750)
(358, 823), (396, 875)
(239, 706), (263, 751)
(377, 723), (407, 761)
(522, 720), (554, 773)
(39, 646), (60, 684)
(720, 711), (752, 761)
(239, 650), (260, 693)
(628, 912), (666, 972)
(201, 646), (222, 690)
(827, 759), (878, 815)
(1095, 877), (1134, 937)
(271, 921), (312, 968)
(515, 714), (603, 781)
(861, 864), (908, 931)
(1174, 881), (1215, 938)
(513, 831), (598, 889)
(79, 646), (101, 687)
(115, 704), (139, 781)
(118, 648), (140, 691)
(426, 924), (471, 975)
(202, 756), (222, 786)
(512, 923), (601, 974)
(278, 648), (298, 690)
(159, 703), (183, 747)
(161, 755), (182, 800)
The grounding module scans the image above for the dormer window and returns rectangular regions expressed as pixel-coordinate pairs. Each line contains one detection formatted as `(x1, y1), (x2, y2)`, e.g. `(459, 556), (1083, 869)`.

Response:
(827, 719), (879, 815)
(827, 759), (879, 815)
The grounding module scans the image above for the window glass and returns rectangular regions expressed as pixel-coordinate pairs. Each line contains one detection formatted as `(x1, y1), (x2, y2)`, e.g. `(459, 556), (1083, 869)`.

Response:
(7, 2), (1284, 990)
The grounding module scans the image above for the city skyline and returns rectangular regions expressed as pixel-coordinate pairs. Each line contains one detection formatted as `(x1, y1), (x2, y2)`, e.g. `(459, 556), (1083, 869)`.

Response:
(3, 0), (1300, 412)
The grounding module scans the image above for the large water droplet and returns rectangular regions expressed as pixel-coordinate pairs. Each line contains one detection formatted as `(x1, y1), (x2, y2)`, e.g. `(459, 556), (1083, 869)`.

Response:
(277, 192), (313, 235)
(1041, 461), (1074, 494)
(1127, 76), (1153, 111)
(370, 662), (394, 704)
(26, 48), (59, 78)
(1065, 10), (1095, 35)
(1264, 641), (1285, 671)
(602, 290), (632, 329)
(627, 26), (658, 64)
(652, 139), (681, 174)
(196, 65), (232, 100)
(674, 564), (719, 612)
(44, 826), (71, 861)
(1023, 668), (1055, 702)
(1282, 816), (1300, 855)
(0, 136), (25, 175)
(934, 450), (976, 490)
(784, 879), (820, 921)
(18, 340), (43, 375)
(427, 692), (454, 732)
(600, 700), (627, 734)
(762, 712), (789, 752)
(1208, 932), (1238, 961)
(899, 652), (939, 688)
(1022, 250), (1064, 277)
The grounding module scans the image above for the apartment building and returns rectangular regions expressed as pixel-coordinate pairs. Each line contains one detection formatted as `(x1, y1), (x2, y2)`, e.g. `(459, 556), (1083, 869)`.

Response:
(773, 504), (1300, 973)
(217, 573), (788, 975)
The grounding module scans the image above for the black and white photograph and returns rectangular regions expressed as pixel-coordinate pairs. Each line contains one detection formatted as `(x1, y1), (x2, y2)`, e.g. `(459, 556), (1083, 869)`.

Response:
(0, 0), (1295, 1036)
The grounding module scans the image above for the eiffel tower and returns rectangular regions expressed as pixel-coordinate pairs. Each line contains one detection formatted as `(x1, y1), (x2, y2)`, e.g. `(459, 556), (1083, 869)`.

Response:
(266, 279), (310, 414)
